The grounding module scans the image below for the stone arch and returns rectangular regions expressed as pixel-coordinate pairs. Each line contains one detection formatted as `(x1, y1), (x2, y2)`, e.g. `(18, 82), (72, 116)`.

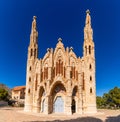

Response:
(72, 86), (78, 97)
(37, 86), (46, 113)
(49, 81), (66, 95)
(49, 81), (66, 113)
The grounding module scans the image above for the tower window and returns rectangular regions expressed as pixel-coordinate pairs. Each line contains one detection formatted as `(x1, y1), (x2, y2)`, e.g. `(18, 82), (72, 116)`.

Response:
(89, 45), (91, 54)
(85, 46), (87, 55)
(83, 72), (85, 90)
(29, 66), (31, 71)
(70, 71), (72, 78)
(90, 88), (92, 93)
(89, 64), (92, 70)
(30, 49), (33, 57)
(35, 74), (38, 91)
(28, 88), (30, 94)
(34, 49), (36, 57)
(64, 67), (66, 78)
(90, 76), (92, 81)
(29, 77), (31, 82)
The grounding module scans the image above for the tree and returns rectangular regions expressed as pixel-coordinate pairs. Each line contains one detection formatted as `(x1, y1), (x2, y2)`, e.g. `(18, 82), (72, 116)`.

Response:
(0, 88), (8, 101)
(96, 96), (104, 108)
(96, 87), (120, 109)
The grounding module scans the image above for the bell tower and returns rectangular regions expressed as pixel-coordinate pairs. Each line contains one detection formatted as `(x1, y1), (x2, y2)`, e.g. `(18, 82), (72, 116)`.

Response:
(83, 10), (97, 113)
(24, 16), (38, 112)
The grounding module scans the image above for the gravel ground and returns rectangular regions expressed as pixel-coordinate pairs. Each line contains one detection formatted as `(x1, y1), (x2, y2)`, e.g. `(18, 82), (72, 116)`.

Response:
(0, 107), (120, 122)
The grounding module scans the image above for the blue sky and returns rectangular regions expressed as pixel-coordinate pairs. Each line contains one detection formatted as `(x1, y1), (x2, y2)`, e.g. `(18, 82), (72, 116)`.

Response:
(0, 0), (120, 96)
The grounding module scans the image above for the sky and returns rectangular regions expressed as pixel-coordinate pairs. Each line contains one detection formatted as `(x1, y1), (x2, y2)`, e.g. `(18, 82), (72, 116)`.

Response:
(0, 0), (120, 96)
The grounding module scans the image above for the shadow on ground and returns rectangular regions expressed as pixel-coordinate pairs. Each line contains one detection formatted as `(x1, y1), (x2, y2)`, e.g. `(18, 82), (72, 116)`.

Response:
(106, 115), (120, 122)
(23, 117), (103, 122)
(23, 115), (120, 122)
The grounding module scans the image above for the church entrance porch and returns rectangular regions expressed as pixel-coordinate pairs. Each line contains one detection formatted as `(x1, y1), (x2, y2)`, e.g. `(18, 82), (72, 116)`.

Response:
(49, 82), (66, 114)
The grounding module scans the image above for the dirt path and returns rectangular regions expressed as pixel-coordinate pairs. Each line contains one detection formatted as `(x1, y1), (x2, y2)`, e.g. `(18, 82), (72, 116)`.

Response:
(0, 107), (120, 122)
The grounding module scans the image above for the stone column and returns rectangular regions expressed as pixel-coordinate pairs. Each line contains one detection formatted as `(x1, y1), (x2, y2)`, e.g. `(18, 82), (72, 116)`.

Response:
(44, 95), (50, 114)
(65, 95), (72, 115)
(77, 85), (83, 114)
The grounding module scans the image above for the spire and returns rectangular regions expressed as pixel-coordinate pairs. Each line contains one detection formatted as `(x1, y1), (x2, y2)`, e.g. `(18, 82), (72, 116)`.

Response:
(83, 10), (94, 57)
(31, 16), (37, 33)
(85, 9), (91, 27)
(28, 16), (38, 59)
(30, 16), (38, 45)
(84, 9), (93, 41)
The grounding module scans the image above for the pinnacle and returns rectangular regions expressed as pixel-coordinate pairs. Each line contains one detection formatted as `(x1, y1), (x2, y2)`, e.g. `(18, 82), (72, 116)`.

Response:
(86, 9), (90, 14)
(58, 38), (62, 42)
(33, 16), (37, 20)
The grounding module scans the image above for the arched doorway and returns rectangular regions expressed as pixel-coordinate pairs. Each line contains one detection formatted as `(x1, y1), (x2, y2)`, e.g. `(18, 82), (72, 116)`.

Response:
(53, 96), (64, 113)
(71, 86), (78, 114)
(71, 99), (76, 114)
(38, 86), (45, 113)
(50, 82), (66, 113)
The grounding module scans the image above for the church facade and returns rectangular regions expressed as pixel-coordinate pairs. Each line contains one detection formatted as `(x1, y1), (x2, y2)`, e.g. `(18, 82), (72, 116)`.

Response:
(24, 10), (97, 115)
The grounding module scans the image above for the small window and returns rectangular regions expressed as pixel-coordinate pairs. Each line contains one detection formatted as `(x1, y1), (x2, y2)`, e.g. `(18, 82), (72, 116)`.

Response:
(89, 46), (91, 54)
(28, 88), (30, 94)
(70, 71), (72, 78)
(85, 46), (87, 55)
(29, 66), (31, 71)
(34, 49), (36, 57)
(90, 88), (92, 93)
(89, 64), (92, 70)
(30, 49), (33, 57)
(90, 76), (92, 81)
(29, 77), (31, 82)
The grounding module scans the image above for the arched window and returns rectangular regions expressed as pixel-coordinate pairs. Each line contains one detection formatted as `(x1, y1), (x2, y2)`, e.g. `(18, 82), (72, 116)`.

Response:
(89, 45), (91, 54)
(44, 64), (48, 79)
(72, 86), (78, 96)
(29, 66), (31, 71)
(56, 59), (63, 75)
(41, 72), (43, 81)
(53, 67), (55, 78)
(76, 71), (78, 81)
(82, 72), (85, 90)
(90, 88), (92, 93)
(56, 62), (58, 75)
(85, 46), (87, 55)
(30, 49), (33, 57)
(70, 63), (75, 79)
(28, 88), (30, 94)
(29, 77), (31, 82)
(35, 74), (38, 91)
(89, 64), (92, 70)
(90, 76), (92, 81)
(34, 49), (36, 57)
(64, 67), (66, 78)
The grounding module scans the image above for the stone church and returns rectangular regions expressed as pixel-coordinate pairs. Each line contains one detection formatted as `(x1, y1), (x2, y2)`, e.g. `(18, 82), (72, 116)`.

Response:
(24, 10), (97, 115)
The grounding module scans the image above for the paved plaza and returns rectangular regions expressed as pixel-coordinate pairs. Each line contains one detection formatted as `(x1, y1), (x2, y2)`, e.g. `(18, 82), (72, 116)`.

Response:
(0, 107), (120, 122)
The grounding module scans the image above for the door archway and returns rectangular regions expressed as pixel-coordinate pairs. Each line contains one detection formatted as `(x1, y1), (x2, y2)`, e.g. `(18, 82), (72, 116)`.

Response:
(50, 82), (66, 113)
